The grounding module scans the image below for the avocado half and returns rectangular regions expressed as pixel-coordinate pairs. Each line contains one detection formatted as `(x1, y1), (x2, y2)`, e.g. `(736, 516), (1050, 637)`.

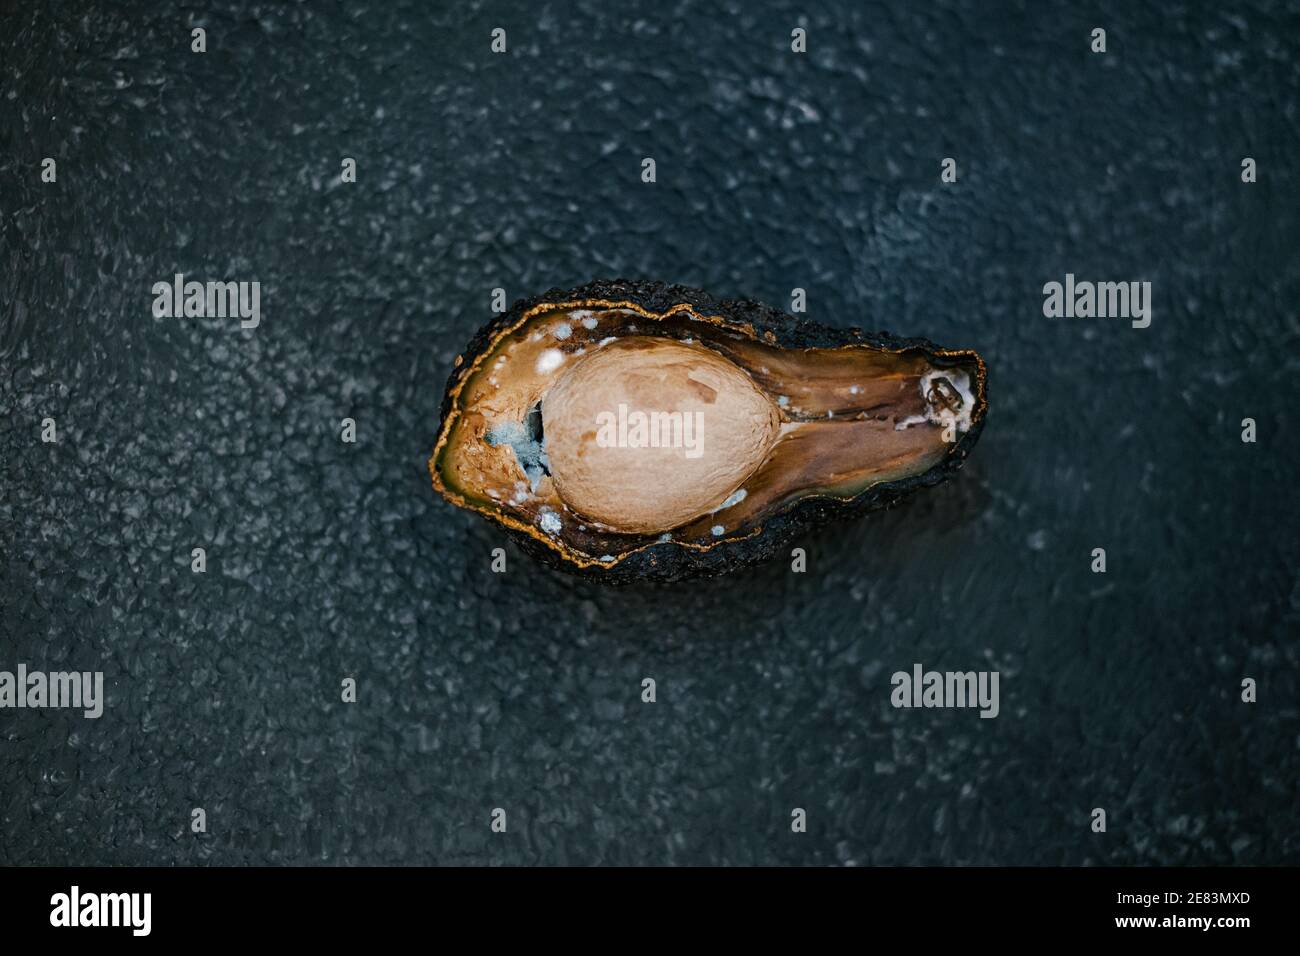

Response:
(429, 279), (988, 583)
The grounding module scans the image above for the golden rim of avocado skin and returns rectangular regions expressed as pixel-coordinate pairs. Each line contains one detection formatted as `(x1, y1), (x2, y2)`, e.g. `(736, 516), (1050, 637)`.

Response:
(429, 288), (987, 579)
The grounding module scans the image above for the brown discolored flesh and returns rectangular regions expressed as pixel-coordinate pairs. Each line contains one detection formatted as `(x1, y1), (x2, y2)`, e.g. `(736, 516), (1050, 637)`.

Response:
(430, 299), (985, 570)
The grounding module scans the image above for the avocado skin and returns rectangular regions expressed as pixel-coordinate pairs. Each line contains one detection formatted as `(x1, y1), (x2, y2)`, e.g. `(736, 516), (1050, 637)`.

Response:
(434, 278), (988, 585)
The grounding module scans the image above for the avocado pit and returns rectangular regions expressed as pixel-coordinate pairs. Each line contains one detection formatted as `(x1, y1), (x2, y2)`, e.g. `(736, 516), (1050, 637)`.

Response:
(543, 337), (781, 533)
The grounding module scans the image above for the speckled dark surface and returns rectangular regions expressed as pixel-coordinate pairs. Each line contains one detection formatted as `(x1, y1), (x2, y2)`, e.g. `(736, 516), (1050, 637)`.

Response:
(1, 0), (1297, 865)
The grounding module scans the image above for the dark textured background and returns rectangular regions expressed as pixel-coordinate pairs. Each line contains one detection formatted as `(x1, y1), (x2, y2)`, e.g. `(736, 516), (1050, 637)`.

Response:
(1, 0), (1297, 865)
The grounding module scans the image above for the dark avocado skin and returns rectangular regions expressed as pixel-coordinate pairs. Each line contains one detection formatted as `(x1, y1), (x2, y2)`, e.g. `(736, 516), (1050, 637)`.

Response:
(435, 279), (987, 584)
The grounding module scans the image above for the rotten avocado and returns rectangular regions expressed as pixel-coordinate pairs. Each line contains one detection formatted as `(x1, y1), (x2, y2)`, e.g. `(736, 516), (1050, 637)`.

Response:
(429, 279), (988, 583)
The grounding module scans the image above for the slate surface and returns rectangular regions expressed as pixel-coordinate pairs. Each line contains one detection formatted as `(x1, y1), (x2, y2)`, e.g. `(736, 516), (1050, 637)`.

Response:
(1, 0), (1297, 865)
